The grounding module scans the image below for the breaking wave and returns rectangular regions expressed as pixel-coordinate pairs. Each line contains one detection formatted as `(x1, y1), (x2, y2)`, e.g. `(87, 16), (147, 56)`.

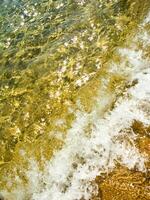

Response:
(3, 12), (150, 200)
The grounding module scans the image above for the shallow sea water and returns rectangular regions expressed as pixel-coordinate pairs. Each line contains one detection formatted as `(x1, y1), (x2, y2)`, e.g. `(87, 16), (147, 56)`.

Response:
(0, 0), (150, 199)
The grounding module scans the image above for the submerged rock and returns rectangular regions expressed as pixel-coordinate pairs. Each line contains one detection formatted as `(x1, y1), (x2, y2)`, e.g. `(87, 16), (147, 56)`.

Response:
(0, 193), (4, 200)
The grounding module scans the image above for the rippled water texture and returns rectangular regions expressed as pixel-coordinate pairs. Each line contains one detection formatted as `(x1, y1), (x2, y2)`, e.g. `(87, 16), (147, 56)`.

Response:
(0, 0), (150, 199)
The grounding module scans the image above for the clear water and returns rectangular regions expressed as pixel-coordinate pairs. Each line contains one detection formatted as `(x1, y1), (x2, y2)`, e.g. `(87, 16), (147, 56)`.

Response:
(0, 0), (150, 199)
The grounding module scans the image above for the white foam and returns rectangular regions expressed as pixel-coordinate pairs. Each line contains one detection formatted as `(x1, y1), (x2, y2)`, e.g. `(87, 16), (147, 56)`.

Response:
(25, 69), (149, 200)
